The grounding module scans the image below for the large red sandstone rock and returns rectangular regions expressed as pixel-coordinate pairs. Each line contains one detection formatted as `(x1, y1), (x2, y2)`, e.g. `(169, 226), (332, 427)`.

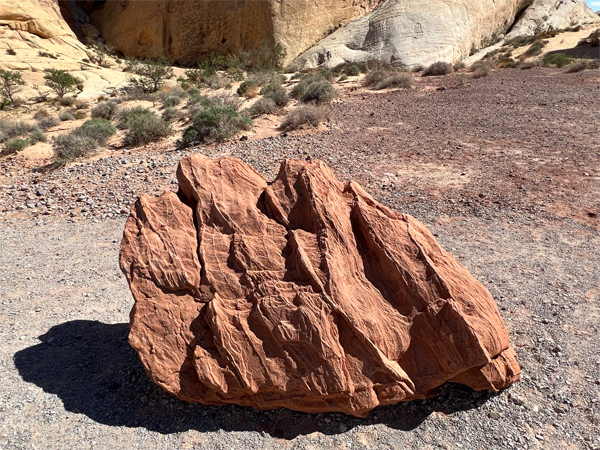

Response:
(120, 155), (520, 417)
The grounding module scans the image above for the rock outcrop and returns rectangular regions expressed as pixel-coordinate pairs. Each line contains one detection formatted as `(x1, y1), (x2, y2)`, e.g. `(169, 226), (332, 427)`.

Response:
(120, 155), (520, 417)
(293, 0), (525, 70)
(506, 0), (600, 39)
(82, 0), (380, 66)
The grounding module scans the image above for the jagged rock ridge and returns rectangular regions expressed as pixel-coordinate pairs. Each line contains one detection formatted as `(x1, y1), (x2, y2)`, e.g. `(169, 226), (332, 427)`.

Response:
(120, 155), (520, 417)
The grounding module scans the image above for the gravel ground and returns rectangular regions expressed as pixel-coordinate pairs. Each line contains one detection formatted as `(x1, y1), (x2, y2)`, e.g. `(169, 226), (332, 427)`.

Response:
(1, 67), (599, 449)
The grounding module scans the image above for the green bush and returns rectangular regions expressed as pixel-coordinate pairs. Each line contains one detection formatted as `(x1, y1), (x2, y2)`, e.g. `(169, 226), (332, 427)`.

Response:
(74, 110), (87, 120)
(162, 96), (181, 108)
(127, 58), (174, 93)
(0, 69), (26, 104)
(44, 70), (82, 97)
(91, 100), (118, 119)
(119, 108), (172, 146)
(543, 52), (573, 68)
(422, 62), (454, 77)
(373, 74), (413, 90)
(300, 80), (336, 105)
(36, 116), (60, 131)
(28, 129), (47, 144)
(181, 105), (251, 146)
(237, 80), (260, 98)
(264, 86), (290, 107)
(332, 62), (367, 76)
(51, 118), (116, 166)
(162, 107), (178, 121)
(3, 138), (29, 154)
(249, 98), (276, 117)
(59, 111), (76, 121)
(73, 119), (116, 145)
(279, 106), (331, 132)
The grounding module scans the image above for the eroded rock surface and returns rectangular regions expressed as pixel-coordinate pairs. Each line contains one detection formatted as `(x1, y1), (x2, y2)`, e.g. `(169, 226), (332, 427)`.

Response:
(120, 155), (520, 417)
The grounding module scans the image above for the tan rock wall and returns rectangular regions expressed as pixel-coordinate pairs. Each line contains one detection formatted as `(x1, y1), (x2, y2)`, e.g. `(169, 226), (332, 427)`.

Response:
(87, 0), (379, 65)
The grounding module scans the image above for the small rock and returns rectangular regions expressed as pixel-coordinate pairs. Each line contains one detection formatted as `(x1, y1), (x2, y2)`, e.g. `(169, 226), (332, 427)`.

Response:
(552, 346), (562, 353)
(36, 188), (47, 196)
(339, 423), (347, 432)
(171, 178), (178, 184)
(489, 411), (501, 420)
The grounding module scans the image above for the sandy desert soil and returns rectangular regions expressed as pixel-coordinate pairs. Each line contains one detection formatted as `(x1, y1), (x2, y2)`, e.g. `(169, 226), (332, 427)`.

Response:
(1, 67), (599, 450)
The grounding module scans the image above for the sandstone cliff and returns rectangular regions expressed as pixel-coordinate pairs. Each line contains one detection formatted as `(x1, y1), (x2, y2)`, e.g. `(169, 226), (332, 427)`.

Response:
(292, 0), (599, 69)
(84, 0), (380, 66)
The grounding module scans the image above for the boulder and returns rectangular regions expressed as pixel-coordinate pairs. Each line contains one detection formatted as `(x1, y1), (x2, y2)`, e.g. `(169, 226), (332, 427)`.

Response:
(120, 155), (520, 417)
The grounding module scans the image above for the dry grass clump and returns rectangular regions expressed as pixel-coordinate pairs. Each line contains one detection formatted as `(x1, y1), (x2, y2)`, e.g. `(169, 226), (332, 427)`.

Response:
(563, 60), (600, 73)
(470, 60), (496, 79)
(422, 62), (454, 77)
(237, 80), (260, 98)
(52, 118), (116, 166)
(118, 107), (172, 146)
(373, 74), (413, 90)
(0, 119), (38, 143)
(263, 86), (290, 107)
(299, 80), (337, 105)
(249, 97), (277, 117)
(279, 105), (331, 132)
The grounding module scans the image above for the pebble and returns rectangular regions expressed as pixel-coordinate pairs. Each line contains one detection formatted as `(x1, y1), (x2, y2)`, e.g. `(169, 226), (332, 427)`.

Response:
(489, 411), (501, 420)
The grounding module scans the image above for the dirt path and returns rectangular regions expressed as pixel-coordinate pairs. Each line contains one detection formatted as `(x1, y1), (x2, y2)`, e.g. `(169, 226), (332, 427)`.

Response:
(1, 67), (599, 449)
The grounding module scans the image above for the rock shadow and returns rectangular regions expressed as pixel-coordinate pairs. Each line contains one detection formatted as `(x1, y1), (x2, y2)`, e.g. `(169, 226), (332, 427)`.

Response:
(14, 320), (493, 439)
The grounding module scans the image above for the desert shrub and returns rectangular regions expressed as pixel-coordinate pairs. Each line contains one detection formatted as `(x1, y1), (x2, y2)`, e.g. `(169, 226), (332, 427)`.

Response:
(498, 57), (517, 68)
(517, 61), (541, 70)
(3, 138), (29, 154)
(422, 62), (454, 77)
(364, 70), (389, 87)
(264, 86), (290, 107)
(44, 70), (82, 98)
(38, 51), (58, 59)
(317, 69), (336, 82)
(290, 78), (313, 99)
(0, 69), (26, 104)
(519, 41), (546, 60)
(180, 105), (251, 146)
(119, 108), (172, 146)
(28, 129), (47, 144)
(300, 80), (336, 104)
(162, 107), (178, 121)
(237, 80), (260, 98)
(74, 99), (89, 110)
(33, 107), (50, 119)
(187, 87), (200, 97)
(0, 120), (38, 143)
(229, 42), (287, 73)
(260, 82), (282, 95)
(127, 57), (174, 93)
(74, 110), (87, 120)
(249, 97), (277, 117)
(564, 60), (600, 73)
(59, 96), (77, 107)
(205, 74), (230, 90)
(36, 115), (60, 130)
(59, 111), (76, 121)
(279, 105), (331, 132)
(470, 60), (495, 78)
(543, 52), (573, 68)
(373, 74), (413, 90)
(73, 118), (116, 145)
(91, 100), (118, 119)
(345, 64), (362, 76)
(52, 133), (97, 165)
(162, 96), (181, 108)
(212, 92), (244, 109)
(453, 61), (466, 71)
(411, 65), (425, 73)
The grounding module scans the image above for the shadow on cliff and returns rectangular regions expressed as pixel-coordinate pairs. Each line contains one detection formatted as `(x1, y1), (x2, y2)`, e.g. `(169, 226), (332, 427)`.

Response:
(14, 320), (494, 439)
